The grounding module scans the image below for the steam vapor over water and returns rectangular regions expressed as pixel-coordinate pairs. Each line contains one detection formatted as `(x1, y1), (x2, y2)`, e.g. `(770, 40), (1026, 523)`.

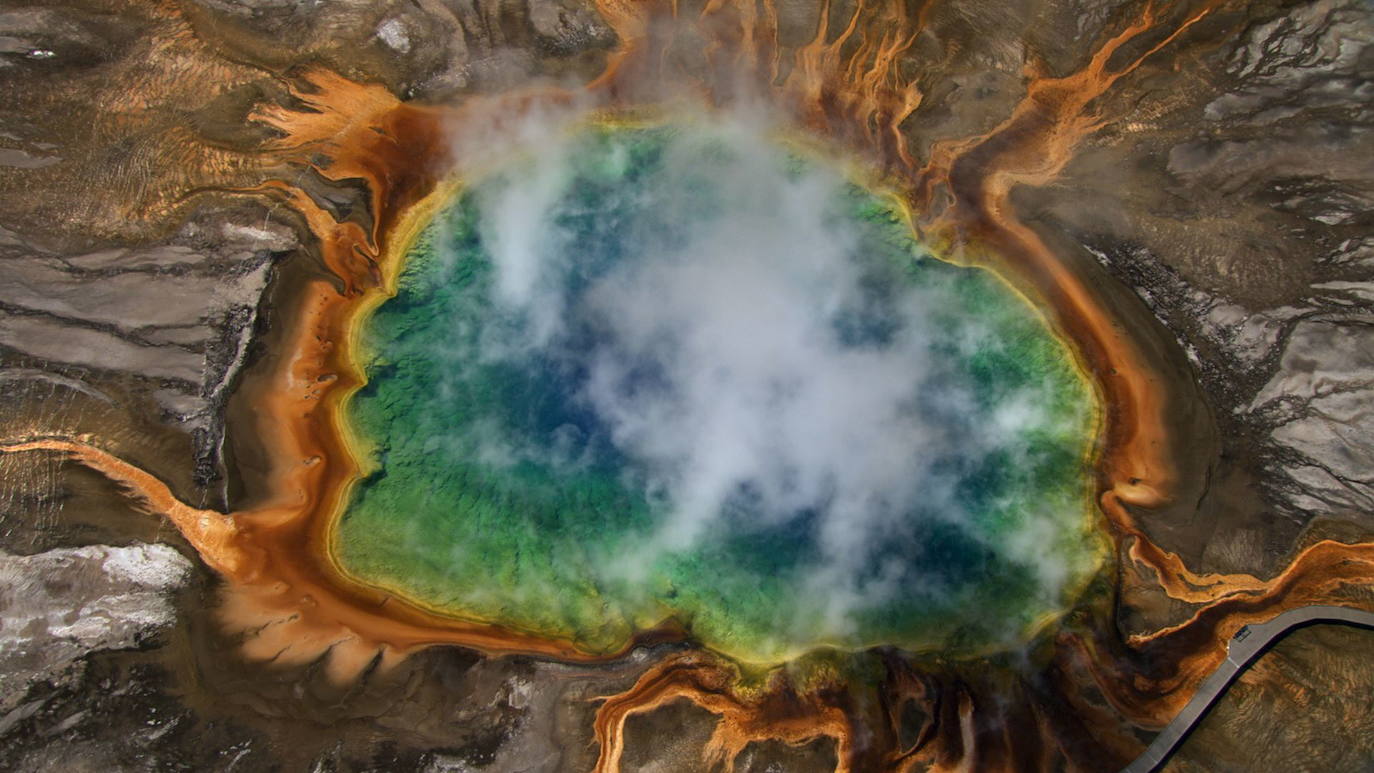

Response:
(341, 114), (1102, 658)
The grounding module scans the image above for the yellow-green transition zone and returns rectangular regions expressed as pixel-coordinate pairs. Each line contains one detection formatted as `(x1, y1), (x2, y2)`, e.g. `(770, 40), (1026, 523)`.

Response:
(337, 123), (1104, 662)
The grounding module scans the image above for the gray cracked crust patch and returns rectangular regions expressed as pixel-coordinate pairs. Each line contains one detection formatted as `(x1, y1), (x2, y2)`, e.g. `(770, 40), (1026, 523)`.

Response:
(0, 542), (192, 716)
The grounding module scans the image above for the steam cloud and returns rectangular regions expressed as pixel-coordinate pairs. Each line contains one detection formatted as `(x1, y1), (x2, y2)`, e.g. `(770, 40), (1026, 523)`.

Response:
(442, 112), (1090, 641)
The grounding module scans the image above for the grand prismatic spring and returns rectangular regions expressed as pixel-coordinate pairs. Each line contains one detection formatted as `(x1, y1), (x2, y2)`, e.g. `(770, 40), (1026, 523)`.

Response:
(4, 0), (1374, 769)
(336, 122), (1104, 661)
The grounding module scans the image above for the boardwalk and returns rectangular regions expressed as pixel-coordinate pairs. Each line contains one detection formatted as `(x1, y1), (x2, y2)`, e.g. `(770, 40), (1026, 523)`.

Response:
(1120, 605), (1374, 773)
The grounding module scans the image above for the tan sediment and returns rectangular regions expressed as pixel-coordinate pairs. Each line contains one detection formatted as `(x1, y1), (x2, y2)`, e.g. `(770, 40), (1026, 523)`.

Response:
(0, 438), (245, 575)
(591, 652), (855, 773)
(4, 0), (1374, 769)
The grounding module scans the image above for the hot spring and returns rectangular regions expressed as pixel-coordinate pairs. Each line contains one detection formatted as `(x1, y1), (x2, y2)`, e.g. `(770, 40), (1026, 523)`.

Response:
(334, 119), (1105, 662)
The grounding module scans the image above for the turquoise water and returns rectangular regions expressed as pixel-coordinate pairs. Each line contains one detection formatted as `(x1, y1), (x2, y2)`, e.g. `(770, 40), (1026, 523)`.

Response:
(336, 123), (1103, 661)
